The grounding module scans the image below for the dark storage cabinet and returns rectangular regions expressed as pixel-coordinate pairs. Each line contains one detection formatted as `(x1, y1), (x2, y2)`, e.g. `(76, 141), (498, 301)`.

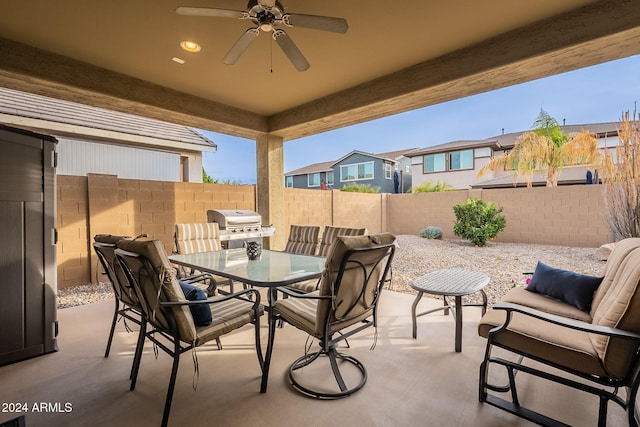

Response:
(0, 125), (57, 365)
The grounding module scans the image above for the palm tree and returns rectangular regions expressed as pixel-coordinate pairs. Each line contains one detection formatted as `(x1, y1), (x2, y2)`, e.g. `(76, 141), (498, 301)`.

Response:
(477, 110), (600, 187)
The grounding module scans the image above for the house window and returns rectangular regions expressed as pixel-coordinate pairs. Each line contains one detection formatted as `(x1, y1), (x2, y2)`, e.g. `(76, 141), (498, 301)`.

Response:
(385, 163), (392, 179)
(285, 176), (293, 188)
(450, 149), (473, 170)
(340, 161), (374, 182)
(424, 153), (446, 173)
(326, 171), (334, 185)
(308, 173), (321, 187)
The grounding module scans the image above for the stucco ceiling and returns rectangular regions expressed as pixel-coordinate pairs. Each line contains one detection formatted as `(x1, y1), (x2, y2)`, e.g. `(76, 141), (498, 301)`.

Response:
(1, 0), (639, 142)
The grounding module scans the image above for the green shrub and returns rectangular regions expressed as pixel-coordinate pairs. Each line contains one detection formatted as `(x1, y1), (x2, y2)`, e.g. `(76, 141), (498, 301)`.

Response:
(340, 183), (380, 193)
(411, 180), (453, 193)
(420, 226), (442, 239)
(453, 198), (506, 247)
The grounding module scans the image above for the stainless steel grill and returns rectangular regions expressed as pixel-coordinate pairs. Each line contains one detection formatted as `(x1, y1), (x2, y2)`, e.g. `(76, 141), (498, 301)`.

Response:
(207, 209), (274, 248)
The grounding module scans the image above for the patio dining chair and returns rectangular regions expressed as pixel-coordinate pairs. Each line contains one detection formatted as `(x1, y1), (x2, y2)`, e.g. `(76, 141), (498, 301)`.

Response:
(93, 234), (142, 359)
(282, 225), (322, 294)
(478, 237), (640, 426)
(285, 225), (367, 295)
(174, 222), (234, 293)
(269, 233), (396, 398)
(115, 238), (264, 427)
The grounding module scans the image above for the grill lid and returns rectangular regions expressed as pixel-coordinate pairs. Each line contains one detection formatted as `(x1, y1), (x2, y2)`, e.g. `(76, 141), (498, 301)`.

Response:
(207, 209), (262, 228)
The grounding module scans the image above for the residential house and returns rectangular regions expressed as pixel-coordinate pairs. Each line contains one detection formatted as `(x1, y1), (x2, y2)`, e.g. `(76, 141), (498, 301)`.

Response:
(0, 87), (217, 182)
(285, 149), (416, 193)
(405, 122), (620, 190)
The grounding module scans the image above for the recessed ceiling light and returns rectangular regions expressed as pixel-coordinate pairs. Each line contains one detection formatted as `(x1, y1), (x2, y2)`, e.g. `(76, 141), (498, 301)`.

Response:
(180, 40), (201, 53)
(172, 57), (186, 64)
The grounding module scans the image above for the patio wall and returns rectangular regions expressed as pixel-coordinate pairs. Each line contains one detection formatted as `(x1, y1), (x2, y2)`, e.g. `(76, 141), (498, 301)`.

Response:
(56, 174), (613, 289)
(387, 185), (613, 247)
(57, 174), (256, 289)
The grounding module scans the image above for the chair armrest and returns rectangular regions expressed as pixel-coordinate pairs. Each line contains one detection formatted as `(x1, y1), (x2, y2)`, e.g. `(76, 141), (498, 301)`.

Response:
(492, 302), (640, 341)
(160, 287), (261, 306)
(276, 286), (331, 300)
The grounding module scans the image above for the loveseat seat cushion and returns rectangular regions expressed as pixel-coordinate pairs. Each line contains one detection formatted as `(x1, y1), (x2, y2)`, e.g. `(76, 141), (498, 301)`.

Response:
(502, 287), (592, 322)
(478, 307), (607, 378)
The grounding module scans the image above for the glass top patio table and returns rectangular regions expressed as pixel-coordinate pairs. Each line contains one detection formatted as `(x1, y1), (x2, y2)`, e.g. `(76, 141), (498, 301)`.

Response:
(169, 248), (326, 288)
(169, 248), (327, 393)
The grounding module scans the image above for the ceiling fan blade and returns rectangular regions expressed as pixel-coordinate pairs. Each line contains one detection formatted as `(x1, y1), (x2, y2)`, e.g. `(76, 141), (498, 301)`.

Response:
(176, 7), (247, 19)
(273, 29), (310, 71)
(223, 28), (260, 65)
(283, 13), (348, 34)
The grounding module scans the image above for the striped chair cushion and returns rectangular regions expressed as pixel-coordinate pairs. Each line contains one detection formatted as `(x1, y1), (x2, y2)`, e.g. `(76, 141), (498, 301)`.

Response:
(175, 223), (222, 254)
(284, 225), (320, 255)
(318, 226), (367, 256)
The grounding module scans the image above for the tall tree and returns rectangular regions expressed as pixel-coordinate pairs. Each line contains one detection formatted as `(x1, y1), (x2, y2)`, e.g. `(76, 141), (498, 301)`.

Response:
(477, 110), (600, 187)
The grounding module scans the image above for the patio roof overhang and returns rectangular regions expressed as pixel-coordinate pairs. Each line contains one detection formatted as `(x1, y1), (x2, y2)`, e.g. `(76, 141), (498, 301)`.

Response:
(1, 1), (639, 142)
(1, 0), (639, 246)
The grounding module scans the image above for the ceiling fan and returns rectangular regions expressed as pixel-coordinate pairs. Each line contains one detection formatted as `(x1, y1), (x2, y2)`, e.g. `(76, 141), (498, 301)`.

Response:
(176, 1), (348, 71)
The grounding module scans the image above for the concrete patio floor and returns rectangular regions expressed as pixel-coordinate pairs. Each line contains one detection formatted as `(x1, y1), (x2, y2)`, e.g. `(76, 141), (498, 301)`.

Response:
(0, 290), (629, 427)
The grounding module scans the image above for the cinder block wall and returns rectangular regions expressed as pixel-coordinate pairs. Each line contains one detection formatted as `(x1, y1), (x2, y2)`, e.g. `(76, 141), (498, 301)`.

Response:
(57, 176), (90, 289)
(57, 174), (256, 289)
(284, 188), (332, 232)
(387, 185), (613, 247)
(57, 174), (614, 289)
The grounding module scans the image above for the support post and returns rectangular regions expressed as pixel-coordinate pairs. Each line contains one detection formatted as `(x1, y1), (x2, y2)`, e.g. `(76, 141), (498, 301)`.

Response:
(256, 133), (285, 249)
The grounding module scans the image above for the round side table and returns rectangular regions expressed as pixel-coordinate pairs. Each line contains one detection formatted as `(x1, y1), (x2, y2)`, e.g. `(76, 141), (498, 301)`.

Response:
(410, 268), (489, 352)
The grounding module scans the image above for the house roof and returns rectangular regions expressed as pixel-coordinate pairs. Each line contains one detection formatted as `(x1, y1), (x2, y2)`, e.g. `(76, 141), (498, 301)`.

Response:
(285, 160), (335, 177)
(285, 148), (417, 176)
(406, 122), (621, 157)
(0, 87), (217, 152)
(472, 165), (597, 188)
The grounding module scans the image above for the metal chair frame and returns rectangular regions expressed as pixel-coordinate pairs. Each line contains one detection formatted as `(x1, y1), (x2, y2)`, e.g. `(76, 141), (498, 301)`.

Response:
(271, 242), (395, 399)
(480, 302), (640, 427)
(115, 247), (263, 427)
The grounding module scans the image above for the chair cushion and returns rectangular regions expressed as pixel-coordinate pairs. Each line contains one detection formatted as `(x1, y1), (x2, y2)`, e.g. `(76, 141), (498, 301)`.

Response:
(179, 280), (212, 326)
(94, 234), (131, 245)
(317, 226), (367, 256)
(117, 238), (198, 343)
(591, 242), (640, 378)
(286, 278), (320, 294)
(194, 298), (263, 346)
(525, 261), (603, 312)
(503, 287), (592, 322)
(175, 223), (222, 254)
(478, 308), (608, 378)
(316, 233), (396, 334)
(284, 225), (320, 255)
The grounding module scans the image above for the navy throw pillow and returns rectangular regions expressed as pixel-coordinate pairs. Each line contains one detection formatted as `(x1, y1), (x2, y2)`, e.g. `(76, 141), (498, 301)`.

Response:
(179, 280), (212, 326)
(525, 261), (603, 312)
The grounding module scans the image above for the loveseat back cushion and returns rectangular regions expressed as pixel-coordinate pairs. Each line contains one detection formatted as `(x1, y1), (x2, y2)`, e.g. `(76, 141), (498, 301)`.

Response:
(591, 241), (640, 378)
(117, 238), (197, 343)
(175, 223), (222, 254)
(591, 238), (640, 313)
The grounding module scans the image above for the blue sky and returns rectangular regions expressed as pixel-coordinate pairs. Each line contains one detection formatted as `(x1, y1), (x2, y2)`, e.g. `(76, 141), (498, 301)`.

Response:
(201, 54), (640, 184)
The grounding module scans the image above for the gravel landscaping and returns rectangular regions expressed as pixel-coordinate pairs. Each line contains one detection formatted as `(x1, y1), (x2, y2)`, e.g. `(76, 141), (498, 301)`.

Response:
(57, 234), (606, 309)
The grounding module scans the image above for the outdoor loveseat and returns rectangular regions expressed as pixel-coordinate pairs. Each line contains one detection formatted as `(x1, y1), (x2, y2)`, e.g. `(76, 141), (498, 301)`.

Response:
(478, 237), (640, 426)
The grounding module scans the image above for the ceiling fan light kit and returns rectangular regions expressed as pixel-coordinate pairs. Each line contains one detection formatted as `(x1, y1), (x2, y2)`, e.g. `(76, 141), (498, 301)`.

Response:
(176, 0), (348, 71)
